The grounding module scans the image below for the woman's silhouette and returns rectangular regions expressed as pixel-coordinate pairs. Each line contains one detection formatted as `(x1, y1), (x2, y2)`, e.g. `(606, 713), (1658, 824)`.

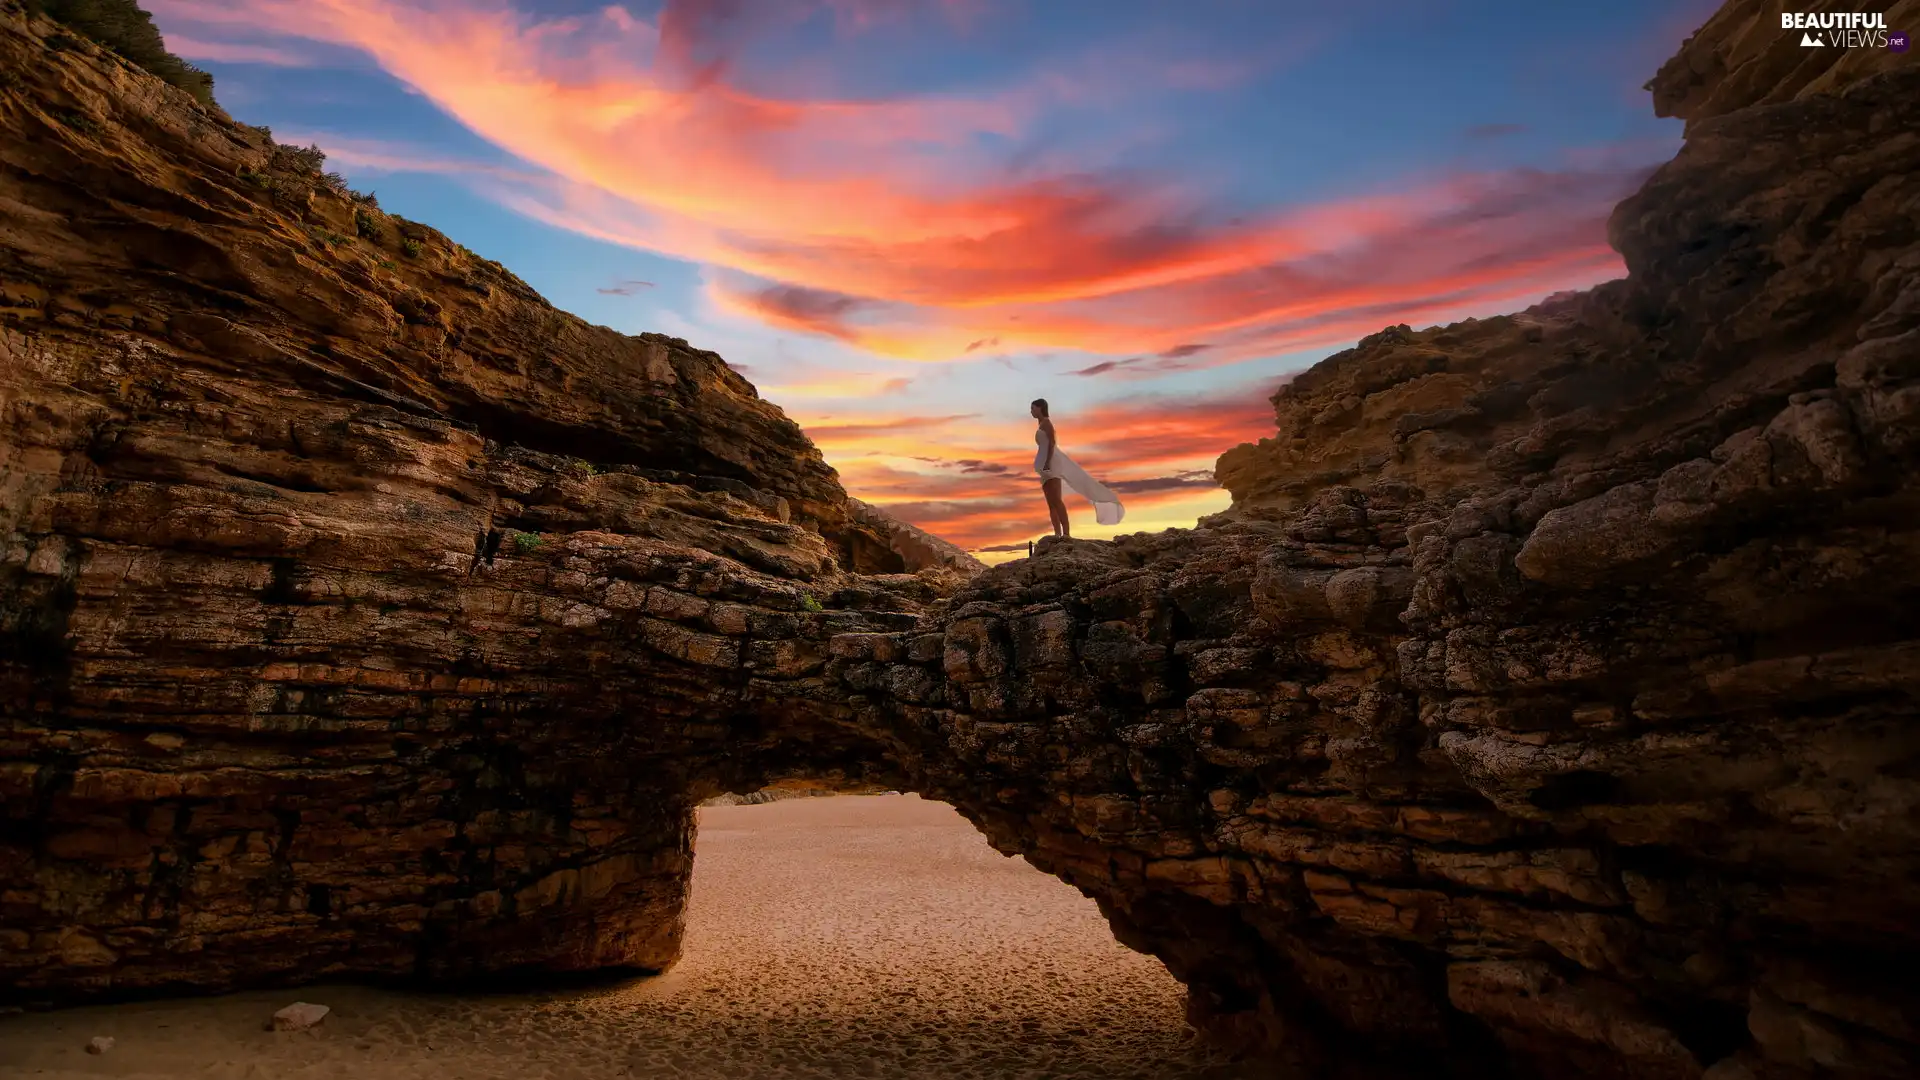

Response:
(1032, 398), (1124, 538)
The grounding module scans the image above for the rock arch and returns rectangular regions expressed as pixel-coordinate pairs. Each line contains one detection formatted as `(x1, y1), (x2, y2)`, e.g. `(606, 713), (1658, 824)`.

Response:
(4, 3), (1920, 1078)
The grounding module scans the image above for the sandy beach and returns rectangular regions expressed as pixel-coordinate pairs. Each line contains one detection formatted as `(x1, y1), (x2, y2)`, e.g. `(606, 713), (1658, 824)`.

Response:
(0, 795), (1246, 1080)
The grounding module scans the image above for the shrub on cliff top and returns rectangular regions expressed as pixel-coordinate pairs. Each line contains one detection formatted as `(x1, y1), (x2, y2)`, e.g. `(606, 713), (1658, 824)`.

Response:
(26, 0), (218, 110)
(269, 141), (327, 175)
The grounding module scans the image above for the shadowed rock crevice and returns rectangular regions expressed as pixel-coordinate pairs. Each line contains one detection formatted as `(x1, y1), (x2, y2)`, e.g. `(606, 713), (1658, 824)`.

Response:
(5, 2), (1920, 1078)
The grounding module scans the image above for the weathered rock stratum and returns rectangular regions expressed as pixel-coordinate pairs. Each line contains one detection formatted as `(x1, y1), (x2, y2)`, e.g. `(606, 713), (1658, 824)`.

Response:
(0, 0), (957, 996)
(4, 2), (1918, 1079)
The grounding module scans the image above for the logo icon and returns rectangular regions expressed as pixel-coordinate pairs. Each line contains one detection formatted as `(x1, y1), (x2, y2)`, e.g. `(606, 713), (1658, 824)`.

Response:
(1784, 12), (1895, 49)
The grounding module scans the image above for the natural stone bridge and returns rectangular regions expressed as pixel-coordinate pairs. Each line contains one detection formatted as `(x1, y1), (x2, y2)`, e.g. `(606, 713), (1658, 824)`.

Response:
(3, 3), (1919, 1078)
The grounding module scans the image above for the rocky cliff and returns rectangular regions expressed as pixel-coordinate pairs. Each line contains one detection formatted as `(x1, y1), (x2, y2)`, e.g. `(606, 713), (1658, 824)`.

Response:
(0, 0), (949, 997)
(845, 497), (987, 577)
(4, 3), (1918, 1080)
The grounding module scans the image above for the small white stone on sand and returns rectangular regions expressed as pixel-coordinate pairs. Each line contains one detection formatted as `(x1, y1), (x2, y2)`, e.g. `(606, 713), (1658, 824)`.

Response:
(85, 1036), (114, 1054)
(270, 1002), (330, 1031)
(0, 797), (1205, 1078)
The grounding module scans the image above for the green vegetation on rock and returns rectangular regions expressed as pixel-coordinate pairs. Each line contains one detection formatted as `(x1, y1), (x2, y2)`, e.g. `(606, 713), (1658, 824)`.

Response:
(27, 0), (218, 110)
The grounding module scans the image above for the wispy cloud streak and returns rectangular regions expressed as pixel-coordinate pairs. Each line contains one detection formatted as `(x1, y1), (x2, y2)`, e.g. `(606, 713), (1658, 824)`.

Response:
(152, 0), (1654, 368)
(151, 0), (1673, 548)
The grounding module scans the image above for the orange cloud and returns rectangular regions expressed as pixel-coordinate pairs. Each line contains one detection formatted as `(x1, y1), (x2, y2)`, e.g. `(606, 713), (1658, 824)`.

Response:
(153, 2), (1671, 551)
(1065, 389), (1277, 475)
(862, 482), (1231, 554)
(758, 373), (915, 399)
(802, 413), (980, 443)
(791, 385), (1276, 549)
(151, 0), (1655, 369)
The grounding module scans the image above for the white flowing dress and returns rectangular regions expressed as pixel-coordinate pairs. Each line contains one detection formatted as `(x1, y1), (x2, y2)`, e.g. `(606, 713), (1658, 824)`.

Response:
(1036, 428), (1125, 526)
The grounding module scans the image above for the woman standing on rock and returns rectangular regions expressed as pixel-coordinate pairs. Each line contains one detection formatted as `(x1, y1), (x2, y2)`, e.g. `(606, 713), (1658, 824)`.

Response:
(1032, 398), (1124, 538)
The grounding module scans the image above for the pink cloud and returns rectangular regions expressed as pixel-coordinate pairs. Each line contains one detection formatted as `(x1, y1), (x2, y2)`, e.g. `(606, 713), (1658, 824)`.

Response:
(164, 33), (326, 67)
(782, 382), (1278, 547)
(151, 1), (1649, 364)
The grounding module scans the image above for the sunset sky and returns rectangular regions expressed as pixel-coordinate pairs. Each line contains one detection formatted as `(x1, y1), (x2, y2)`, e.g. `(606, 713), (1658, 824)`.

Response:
(146, 0), (1715, 555)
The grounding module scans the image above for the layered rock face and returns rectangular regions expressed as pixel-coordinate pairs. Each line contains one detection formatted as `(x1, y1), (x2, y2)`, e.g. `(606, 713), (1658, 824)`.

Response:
(4, 3), (1919, 1079)
(0, 3), (941, 999)
(844, 496), (987, 577)
(950, 6), (1920, 1076)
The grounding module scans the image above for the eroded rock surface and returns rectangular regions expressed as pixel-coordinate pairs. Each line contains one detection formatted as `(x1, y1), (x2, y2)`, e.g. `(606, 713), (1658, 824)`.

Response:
(0, 2), (941, 998)
(4, 4), (1918, 1080)
(898, 8), (1920, 1076)
(844, 496), (987, 577)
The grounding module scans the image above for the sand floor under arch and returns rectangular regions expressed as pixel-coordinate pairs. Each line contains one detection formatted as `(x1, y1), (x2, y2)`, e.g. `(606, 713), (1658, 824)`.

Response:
(0, 794), (1255, 1080)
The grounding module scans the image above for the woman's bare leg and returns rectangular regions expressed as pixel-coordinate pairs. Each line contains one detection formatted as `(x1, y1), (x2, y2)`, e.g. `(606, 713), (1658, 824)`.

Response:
(1043, 479), (1070, 538)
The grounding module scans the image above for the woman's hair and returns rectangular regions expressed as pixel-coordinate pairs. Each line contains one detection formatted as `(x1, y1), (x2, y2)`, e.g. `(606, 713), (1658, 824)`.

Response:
(1030, 398), (1049, 417)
